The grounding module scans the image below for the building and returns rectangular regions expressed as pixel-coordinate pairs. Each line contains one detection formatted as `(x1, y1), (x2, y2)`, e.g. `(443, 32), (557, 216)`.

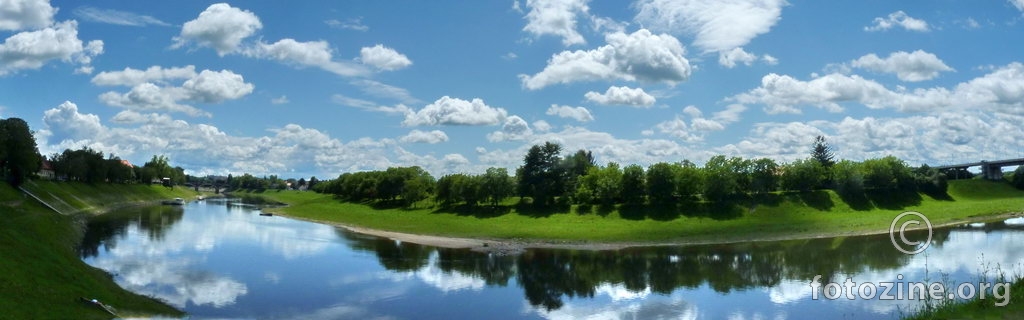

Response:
(37, 161), (55, 180)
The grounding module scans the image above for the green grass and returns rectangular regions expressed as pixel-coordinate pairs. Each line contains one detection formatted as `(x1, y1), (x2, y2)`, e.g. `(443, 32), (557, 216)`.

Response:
(249, 179), (1024, 244)
(0, 181), (199, 319)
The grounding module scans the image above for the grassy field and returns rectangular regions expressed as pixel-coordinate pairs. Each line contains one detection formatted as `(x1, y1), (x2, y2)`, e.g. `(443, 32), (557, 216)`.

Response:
(250, 179), (1024, 244)
(0, 181), (200, 319)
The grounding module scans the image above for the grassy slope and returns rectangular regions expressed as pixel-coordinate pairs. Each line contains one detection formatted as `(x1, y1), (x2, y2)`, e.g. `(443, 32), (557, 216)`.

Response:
(255, 179), (1024, 244)
(0, 181), (199, 319)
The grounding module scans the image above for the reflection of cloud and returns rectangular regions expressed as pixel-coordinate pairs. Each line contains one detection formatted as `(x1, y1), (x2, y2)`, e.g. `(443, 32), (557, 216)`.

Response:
(595, 283), (650, 301)
(370, 252), (487, 292)
(530, 294), (697, 320)
(767, 280), (808, 304)
(280, 305), (396, 320)
(92, 258), (247, 308)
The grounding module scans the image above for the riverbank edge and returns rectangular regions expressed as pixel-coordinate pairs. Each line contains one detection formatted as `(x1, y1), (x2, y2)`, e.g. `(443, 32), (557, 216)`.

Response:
(1, 182), (200, 318)
(268, 207), (1024, 255)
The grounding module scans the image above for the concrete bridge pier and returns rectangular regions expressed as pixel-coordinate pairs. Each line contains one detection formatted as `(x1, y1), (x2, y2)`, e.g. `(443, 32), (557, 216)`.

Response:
(981, 161), (1004, 180)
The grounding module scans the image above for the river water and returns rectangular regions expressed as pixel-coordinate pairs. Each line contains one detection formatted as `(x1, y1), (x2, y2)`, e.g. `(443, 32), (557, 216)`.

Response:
(78, 201), (1024, 319)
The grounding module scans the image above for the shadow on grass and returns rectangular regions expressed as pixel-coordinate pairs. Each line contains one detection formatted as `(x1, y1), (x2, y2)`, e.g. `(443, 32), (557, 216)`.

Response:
(515, 199), (570, 218)
(837, 190), (873, 211)
(798, 190), (835, 211)
(866, 189), (922, 210)
(432, 204), (511, 218)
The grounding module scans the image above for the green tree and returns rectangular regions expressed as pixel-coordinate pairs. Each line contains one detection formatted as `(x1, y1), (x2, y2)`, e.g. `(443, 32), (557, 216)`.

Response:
(749, 158), (779, 194)
(516, 142), (565, 206)
(811, 135), (835, 168)
(861, 156), (914, 191)
(780, 159), (825, 192)
(0, 118), (41, 187)
(674, 160), (702, 199)
(620, 164), (646, 204)
(1013, 166), (1024, 190)
(646, 162), (678, 204)
(481, 167), (514, 206)
(832, 160), (865, 197)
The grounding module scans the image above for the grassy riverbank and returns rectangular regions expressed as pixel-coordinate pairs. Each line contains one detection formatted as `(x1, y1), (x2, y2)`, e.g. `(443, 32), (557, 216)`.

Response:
(253, 179), (1024, 244)
(0, 181), (198, 319)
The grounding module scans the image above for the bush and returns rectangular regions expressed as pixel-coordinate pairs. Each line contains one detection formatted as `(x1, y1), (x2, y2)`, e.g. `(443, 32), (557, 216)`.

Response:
(1012, 166), (1024, 190)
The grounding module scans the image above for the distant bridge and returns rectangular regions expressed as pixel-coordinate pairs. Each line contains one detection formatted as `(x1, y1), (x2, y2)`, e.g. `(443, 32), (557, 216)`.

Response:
(933, 158), (1024, 180)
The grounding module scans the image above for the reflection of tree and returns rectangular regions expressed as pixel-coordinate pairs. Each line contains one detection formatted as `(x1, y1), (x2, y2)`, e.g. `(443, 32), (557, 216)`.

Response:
(337, 224), (958, 311)
(78, 205), (184, 258)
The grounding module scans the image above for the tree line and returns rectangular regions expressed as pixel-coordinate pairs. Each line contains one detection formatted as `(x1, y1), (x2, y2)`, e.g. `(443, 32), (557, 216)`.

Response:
(309, 137), (953, 210)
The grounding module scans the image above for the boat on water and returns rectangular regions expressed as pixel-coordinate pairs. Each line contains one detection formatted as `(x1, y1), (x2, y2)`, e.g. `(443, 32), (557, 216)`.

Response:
(162, 198), (184, 205)
(259, 212), (273, 216)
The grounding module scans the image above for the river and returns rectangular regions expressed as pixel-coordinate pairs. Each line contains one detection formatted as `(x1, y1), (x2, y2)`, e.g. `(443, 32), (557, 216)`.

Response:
(78, 201), (1024, 319)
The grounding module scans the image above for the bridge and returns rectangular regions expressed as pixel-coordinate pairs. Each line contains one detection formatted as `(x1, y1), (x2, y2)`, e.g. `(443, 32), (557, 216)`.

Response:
(933, 158), (1024, 180)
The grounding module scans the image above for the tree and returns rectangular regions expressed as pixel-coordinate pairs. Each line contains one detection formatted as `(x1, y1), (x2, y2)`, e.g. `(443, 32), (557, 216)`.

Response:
(913, 165), (947, 195)
(516, 142), (565, 206)
(620, 164), (645, 204)
(1013, 166), (1024, 190)
(703, 155), (740, 201)
(832, 160), (865, 197)
(481, 167), (514, 206)
(0, 118), (41, 187)
(780, 159), (825, 192)
(749, 158), (779, 194)
(674, 160), (702, 199)
(811, 135), (835, 168)
(861, 156), (914, 192)
(646, 162), (678, 204)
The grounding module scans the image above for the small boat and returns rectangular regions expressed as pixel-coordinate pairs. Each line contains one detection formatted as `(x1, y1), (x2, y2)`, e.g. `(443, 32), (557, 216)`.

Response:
(162, 198), (184, 205)
(259, 212), (273, 216)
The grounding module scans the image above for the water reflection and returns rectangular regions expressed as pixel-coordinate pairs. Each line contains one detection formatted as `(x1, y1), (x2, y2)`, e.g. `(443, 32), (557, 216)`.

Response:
(79, 203), (1024, 319)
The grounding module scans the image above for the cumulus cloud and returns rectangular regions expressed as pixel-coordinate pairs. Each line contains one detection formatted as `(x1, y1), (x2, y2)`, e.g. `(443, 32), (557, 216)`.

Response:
(733, 62), (1024, 115)
(94, 66), (254, 116)
(0, 0), (55, 31)
(172, 3), (262, 56)
(488, 116), (535, 142)
(244, 38), (368, 77)
(42, 101), (103, 143)
(850, 50), (954, 82)
(351, 79), (419, 104)
(359, 44), (412, 71)
(584, 86), (656, 107)
(522, 0), (590, 46)
(651, 105), (728, 142)
(519, 29), (691, 89)
(74, 6), (170, 27)
(634, 0), (787, 53)
(0, 20), (104, 76)
(532, 120), (552, 132)
(399, 129), (449, 144)
(403, 96), (508, 126)
(864, 11), (930, 32)
(92, 65), (197, 86)
(325, 17), (368, 31)
(546, 104), (594, 122)
(1013, 0), (1024, 12)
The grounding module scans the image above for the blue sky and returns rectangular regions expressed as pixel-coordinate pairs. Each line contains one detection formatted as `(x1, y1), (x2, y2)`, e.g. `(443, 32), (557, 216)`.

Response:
(2, 0), (1024, 178)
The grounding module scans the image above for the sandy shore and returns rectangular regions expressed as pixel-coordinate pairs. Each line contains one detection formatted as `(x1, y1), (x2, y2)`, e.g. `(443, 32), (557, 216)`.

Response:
(269, 211), (1024, 255)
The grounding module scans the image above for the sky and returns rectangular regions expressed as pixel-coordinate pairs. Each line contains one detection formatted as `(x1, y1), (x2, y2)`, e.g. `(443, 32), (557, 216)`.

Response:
(2, 0), (1024, 179)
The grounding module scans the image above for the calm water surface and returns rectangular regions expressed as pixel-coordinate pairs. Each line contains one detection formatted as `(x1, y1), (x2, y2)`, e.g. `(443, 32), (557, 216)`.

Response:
(79, 201), (1024, 319)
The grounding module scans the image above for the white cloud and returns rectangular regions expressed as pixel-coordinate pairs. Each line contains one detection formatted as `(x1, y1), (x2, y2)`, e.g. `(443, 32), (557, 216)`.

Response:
(92, 65), (197, 86)
(503, 52), (518, 60)
(718, 47), (767, 68)
(652, 105), (727, 142)
(0, 0), (55, 31)
(734, 62), (1024, 115)
(520, 29), (691, 89)
(865, 11), (930, 32)
(271, 95), (289, 104)
(1013, 0), (1024, 12)
(532, 120), (552, 132)
(42, 101), (103, 143)
(399, 129), (449, 144)
(350, 79), (419, 104)
(634, 0), (787, 53)
(74, 6), (170, 27)
(522, 0), (590, 46)
(850, 50), (954, 82)
(359, 44), (412, 71)
(584, 85), (656, 107)
(181, 69), (255, 103)
(0, 20), (103, 76)
(488, 116), (534, 142)
(96, 67), (253, 116)
(403, 96), (508, 126)
(546, 104), (594, 122)
(762, 54), (779, 65)
(331, 94), (378, 109)
(172, 3), (262, 56)
(325, 17), (368, 31)
(244, 38), (368, 77)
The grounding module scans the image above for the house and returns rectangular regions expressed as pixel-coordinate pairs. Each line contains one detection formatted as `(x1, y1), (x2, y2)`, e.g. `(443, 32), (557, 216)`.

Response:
(37, 161), (55, 180)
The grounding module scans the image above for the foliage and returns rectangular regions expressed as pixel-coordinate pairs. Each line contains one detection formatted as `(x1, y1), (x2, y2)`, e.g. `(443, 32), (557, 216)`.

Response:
(861, 156), (915, 192)
(646, 162), (678, 204)
(1011, 166), (1024, 190)
(913, 165), (948, 196)
(780, 159), (825, 192)
(811, 135), (835, 168)
(480, 167), (515, 206)
(516, 142), (566, 206)
(831, 160), (865, 197)
(620, 164), (646, 204)
(0, 118), (41, 187)
(703, 156), (740, 201)
(50, 148), (136, 184)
